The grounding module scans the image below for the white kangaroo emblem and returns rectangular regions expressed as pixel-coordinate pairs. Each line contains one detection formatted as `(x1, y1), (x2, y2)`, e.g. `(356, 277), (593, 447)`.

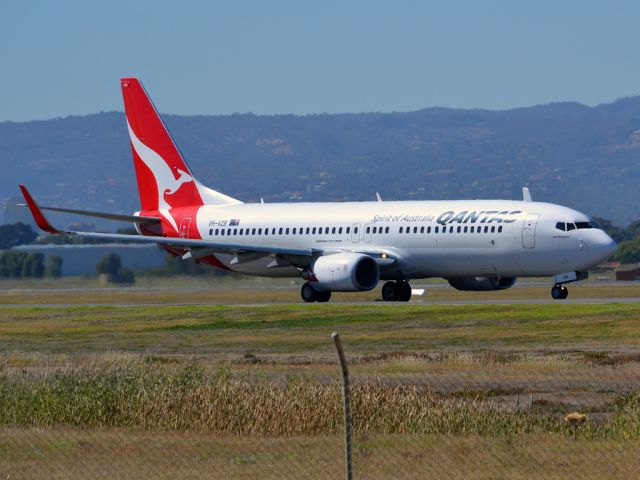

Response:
(127, 122), (194, 233)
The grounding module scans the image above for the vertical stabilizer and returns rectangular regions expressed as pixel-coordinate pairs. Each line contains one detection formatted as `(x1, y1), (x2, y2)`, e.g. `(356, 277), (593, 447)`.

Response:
(120, 78), (241, 212)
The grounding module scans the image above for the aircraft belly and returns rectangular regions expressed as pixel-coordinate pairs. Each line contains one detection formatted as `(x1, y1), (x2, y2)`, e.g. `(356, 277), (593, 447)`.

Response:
(214, 253), (300, 278)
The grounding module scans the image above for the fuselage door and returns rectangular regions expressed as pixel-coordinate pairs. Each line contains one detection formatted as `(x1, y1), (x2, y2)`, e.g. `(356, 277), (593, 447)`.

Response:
(179, 217), (192, 238)
(351, 223), (361, 243)
(363, 223), (373, 243)
(522, 213), (539, 248)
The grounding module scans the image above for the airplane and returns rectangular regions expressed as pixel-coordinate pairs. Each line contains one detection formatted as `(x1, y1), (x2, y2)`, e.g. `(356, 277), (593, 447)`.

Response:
(19, 78), (617, 302)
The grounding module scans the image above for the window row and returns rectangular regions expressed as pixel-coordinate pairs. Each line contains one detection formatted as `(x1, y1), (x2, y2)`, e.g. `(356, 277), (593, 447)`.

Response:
(399, 225), (503, 234)
(209, 226), (361, 237)
(208, 224), (504, 237)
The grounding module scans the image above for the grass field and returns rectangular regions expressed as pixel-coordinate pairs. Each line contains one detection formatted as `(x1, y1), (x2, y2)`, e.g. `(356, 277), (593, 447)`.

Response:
(0, 280), (639, 478)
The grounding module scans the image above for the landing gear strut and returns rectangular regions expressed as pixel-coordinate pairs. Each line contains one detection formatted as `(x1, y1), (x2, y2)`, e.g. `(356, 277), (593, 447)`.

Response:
(381, 281), (412, 302)
(551, 284), (568, 300)
(301, 282), (331, 303)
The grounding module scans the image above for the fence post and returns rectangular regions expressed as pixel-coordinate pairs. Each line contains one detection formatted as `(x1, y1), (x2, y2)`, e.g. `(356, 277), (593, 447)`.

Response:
(332, 332), (353, 480)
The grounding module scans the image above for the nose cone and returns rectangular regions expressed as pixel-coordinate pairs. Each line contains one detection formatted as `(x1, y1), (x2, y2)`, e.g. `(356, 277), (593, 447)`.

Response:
(590, 231), (617, 264)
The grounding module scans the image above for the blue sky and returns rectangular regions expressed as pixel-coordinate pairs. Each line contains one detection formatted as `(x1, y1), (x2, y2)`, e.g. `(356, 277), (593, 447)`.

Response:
(1, 0), (639, 121)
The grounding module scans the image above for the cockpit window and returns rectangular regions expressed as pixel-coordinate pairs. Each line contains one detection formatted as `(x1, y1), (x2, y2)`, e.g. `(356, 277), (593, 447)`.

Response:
(576, 221), (598, 229)
(556, 220), (599, 231)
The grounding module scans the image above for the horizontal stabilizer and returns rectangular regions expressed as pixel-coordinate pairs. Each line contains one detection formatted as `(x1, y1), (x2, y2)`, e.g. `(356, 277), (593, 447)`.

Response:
(17, 204), (160, 224)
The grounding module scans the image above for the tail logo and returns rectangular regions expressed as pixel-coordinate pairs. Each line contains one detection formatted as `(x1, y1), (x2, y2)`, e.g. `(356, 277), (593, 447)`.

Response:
(127, 121), (194, 232)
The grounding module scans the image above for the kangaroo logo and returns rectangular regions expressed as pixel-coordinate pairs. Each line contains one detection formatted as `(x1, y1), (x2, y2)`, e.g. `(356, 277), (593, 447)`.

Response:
(127, 122), (194, 233)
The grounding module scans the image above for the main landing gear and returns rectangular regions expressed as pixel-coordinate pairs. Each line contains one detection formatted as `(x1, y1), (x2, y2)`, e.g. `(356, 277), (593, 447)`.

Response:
(301, 282), (332, 303)
(381, 281), (412, 302)
(551, 284), (569, 300)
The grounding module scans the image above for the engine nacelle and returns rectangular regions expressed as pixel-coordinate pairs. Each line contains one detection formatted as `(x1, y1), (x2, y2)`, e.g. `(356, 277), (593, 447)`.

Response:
(310, 253), (380, 292)
(447, 276), (517, 291)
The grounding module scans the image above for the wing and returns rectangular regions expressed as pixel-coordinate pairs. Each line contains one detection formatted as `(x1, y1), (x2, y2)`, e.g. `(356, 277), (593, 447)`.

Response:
(19, 185), (314, 258)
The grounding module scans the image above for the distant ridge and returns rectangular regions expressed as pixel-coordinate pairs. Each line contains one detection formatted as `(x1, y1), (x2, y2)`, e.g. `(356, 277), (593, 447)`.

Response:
(2, 97), (639, 227)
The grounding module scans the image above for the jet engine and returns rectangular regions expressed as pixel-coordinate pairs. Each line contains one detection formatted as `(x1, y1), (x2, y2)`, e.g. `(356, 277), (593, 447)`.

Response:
(447, 276), (517, 291)
(310, 252), (380, 291)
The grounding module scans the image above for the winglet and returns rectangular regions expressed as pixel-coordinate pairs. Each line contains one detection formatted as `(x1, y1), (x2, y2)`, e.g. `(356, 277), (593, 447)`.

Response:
(522, 186), (532, 202)
(18, 185), (64, 234)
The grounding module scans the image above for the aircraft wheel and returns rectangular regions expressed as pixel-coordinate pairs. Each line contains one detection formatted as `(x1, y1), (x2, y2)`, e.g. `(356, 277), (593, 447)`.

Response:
(316, 290), (332, 303)
(381, 281), (398, 301)
(397, 281), (412, 302)
(301, 282), (318, 303)
(551, 285), (568, 300)
(559, 285), (569, 299)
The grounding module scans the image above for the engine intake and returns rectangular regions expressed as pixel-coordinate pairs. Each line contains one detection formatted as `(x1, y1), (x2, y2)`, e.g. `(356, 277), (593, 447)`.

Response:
(310, 252), (380, 292)
(447, 276), (517, 291)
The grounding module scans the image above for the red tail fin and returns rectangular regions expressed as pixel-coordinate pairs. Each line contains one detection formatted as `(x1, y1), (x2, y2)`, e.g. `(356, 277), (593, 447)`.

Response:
(121, 78), (240, 212)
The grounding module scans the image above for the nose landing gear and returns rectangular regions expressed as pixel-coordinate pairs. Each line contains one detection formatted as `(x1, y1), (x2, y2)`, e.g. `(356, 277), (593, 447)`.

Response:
(381, 281), (412, 302)
(551, 284), (569, 300)
(550, 271), (588, 300)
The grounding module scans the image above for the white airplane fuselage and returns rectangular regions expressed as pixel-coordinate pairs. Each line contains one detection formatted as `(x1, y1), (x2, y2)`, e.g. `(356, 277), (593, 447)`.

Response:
(191, 199), (616, 279)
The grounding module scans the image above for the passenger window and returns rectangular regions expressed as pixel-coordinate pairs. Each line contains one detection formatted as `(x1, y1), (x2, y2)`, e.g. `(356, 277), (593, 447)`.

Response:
(233, 229), (237, 235)
(366, 226), (371, 234)
(209, 229), (213, 236)
(240, 229), (244, 235)
(227, 229), (231, 235)
(332, 227), (336, 234)
(272, 228), (276, 235)
(339, 227), (343, 234)
(292, 228), (296, 235)
(372, 227), (377, 234)
(464, 226), (468, 233)
(258, 228), (262, 235)
(413, 227), (418, 234)
(491, 226), (495, 233)
(284, 228), (289, 235)
(221, 229), (225, 236)
(354, 227), (359, 234)
(385, 226), (389, 234)
(457, 226), (461, 233)
(325, 227), (330, 234)
(449, 226), (454, 233)
(312, 227), (316, 234)
(427, 226), (431, 234)
(435, 226), (439, 233)
(420, 226), (424, 234)
(484, 226), (489, 233)
(498, 226), (503, 233)
(215, 229), (219, 235)
(346, 227), (350, 234)
(399, 227), (403, 234)
(470, 226), (474, 233)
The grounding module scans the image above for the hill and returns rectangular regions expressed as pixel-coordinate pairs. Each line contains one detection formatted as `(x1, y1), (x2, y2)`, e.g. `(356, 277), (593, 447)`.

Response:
(1, 98), (639, 227)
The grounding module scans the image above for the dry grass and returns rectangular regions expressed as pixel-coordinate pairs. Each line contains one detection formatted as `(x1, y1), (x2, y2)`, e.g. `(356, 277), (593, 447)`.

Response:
(0, 428), (638, 479)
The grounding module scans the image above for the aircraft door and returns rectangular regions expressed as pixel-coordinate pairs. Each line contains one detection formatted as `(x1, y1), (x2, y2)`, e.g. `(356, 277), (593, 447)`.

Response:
(351, 223), (361, 243)
(363, 223), (373, 243)
(179, 217), (192, 238)
(522, 213), (539, 248)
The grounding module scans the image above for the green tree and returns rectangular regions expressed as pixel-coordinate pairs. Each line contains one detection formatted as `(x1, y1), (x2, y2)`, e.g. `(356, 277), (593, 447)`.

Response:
(0, 223), (37, 249)
(20, 252), (44, 278)
(44, 255), (63, 278)
(96, 253), (122, 276)
(96, 253), (135, 284)
(615, 239), (640, 264)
